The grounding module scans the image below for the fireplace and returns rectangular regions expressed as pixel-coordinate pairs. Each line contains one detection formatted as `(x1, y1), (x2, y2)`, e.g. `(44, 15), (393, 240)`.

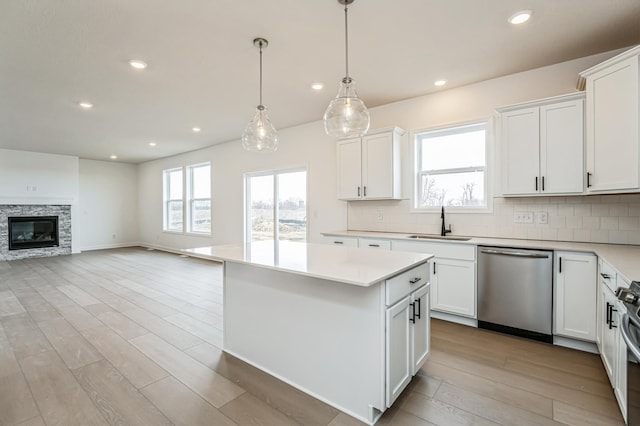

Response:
(8, 216), (59, 250)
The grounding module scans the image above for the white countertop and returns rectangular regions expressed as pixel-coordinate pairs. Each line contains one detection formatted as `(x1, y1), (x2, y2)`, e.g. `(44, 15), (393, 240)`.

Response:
(323, 230), (640, 284)
(184, 240), (432, 287)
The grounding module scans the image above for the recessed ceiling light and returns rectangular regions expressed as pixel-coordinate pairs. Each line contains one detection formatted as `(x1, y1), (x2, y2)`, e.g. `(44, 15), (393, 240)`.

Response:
(110, 154), (118, 160)
(192, 127), (201, 132)
(434, 80), (447, 87)
(508, 10), (532, 25)
(129, 60), (147, 69)
(148, 141), (157, 147)
(79, 102), (93, 109)
(311, 83), (324, 91)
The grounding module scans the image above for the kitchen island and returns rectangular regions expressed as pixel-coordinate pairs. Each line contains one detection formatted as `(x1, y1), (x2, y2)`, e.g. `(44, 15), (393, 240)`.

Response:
(185, 240), (432, 425)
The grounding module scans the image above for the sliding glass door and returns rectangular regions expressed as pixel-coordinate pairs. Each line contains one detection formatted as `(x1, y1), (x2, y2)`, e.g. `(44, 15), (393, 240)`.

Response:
(246, 168), (307, 242)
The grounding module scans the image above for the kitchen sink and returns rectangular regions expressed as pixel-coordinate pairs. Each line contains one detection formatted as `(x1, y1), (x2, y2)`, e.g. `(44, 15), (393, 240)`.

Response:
(407, 234), (472, 241)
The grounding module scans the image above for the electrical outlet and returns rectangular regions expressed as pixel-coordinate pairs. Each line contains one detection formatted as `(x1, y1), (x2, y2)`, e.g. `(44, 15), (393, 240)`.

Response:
(537, 211), (548, 224)
(377, 210), (384, 221)
(514, 211), (534, 224)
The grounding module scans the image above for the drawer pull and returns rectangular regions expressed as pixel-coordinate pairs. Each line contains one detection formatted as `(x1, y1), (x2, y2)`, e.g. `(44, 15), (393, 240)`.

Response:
(333, 241), (344, 245)
(409, 277), (421, 284)
(369, 244), (380, 247)
(409, 302), (416, 323)
(601, 273), (611, 279)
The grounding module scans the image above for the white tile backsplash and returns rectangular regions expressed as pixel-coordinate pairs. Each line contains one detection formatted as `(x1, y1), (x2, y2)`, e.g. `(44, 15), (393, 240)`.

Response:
(347, 194), (640, 245)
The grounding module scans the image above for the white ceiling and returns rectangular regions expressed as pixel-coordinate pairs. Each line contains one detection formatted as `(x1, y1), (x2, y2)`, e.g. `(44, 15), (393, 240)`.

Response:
(2, 0), (640, 164)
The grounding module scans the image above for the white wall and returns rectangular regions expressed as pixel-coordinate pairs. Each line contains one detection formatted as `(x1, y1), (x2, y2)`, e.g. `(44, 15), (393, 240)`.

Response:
(137, 120), (346, 250)
(79, 159), (139, 250)
(136, 48), (639, 250)
(0, 148), (81, 252)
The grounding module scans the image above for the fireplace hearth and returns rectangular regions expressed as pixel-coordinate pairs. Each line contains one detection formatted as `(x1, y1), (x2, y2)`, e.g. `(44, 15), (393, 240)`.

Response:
(8, 216), (59, 250)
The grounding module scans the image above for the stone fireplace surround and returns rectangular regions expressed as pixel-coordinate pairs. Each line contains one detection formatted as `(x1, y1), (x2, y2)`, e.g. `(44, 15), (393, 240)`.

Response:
(0, 204), (71, 260)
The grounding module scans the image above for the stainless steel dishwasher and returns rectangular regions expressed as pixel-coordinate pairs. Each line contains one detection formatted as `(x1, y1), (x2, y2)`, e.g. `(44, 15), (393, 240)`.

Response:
(477, 246), (553, 343)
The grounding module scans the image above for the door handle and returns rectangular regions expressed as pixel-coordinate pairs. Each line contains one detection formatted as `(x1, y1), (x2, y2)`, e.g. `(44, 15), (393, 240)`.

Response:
(559, 257), (562, 273)
(409, 302), (416, 324)
(415, 297), (421, 320)
(535, 176), (538, 191)
(363, 186), (367, 197)
(357, 186), (361, 197)
(542, 176), (545, 191)
(587, 172), (592, 188)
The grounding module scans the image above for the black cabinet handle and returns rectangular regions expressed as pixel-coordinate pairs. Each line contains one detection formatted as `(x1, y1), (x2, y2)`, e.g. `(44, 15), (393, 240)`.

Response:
(333, 241), (344, 245)
(369, 244), (380, 247)
(363, 186), (367, 197)
(542, 176), (545, 191)
(535, 176), (538, 191)
(559, 257), (562, 273)
(415, 297), (421, 320)
(587, 172), (592, 188)
(606, 302), (612, 325)
(609, 303), (618, 329)
(409, 277), (421, 284)
(601, 273), (611, 280)
(409, 302), (416, 323)
(433, 262), (436, 275)
(357, 186), (361, 197)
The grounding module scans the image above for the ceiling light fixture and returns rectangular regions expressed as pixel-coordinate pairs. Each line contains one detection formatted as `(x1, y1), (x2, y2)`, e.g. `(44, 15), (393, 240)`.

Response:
(129, 59), (148, 69)
(110, 154), (117, 160)
(434, 80), (447, 87)
(312, 83), (324, 91)
(192, 127), (201, 132)
(148, 141), (157, 147)
(508, 10), (532, 25)
(79, 102), (93, 109)
(323, 0), (370, 139)
(242, 38), (278, 152)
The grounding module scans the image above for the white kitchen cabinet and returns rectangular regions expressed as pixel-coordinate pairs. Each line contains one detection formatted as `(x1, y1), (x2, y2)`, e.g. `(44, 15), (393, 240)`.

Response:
(385, 295), (411, 406)
(358, 237), (391, 250)
(580, 45), (640, 193)
(392, 240), (476, 319)
(601, 282), (619, 382)
(499, 93), (585, 196)
(321, 235), (358, 247)
(616, 304), (628, 423)
(431, 258), (475, 317)
(554, 251), (597, 341)
(411, 282), (430, 375)
(337, 127), (404, 200)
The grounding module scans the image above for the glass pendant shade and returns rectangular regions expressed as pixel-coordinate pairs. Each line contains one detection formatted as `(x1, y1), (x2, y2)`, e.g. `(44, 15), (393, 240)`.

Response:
(242, 105), (278, 152)
(324, 77), (370, 138)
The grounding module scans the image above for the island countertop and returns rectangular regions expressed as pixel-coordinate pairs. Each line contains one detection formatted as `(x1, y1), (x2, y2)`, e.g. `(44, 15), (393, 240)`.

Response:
(184, 240), (432, 287)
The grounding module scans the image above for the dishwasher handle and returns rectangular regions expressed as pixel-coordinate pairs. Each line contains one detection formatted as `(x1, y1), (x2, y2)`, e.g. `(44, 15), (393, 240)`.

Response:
(621, 314), (640, 360)
(480, 249), (550, 259)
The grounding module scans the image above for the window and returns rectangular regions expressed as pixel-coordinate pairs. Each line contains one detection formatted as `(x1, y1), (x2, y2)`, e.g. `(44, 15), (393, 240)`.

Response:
(246, 168), (307, 242)
(414, 122), (487, 210)
(187, 163), (211, 233)
(163, 168), (183, 231)
(163, 163), (211, 234)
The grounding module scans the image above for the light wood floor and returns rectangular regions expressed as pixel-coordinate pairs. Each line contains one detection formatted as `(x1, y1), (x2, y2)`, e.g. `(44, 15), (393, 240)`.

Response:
(0, 247), (625, 426)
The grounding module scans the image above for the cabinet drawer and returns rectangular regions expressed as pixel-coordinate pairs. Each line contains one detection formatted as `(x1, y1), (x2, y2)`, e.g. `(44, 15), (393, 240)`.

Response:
(386, 263), (430, 306)
(358, 238), (391, 250)
(322, 236), (358, 247)
(598, 258), (617, 292)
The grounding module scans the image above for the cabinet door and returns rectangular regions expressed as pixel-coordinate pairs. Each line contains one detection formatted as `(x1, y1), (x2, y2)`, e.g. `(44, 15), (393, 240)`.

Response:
(540, 100), (584, 194)
(601, 285), (619, 383)
(586, 56), (639, 192)
(362, 132), (395, 199)
(385, 295), (411, 407)
(616, 311), (628, 422)
(321, 235), (358, 247)
(431, 258), (476, 317)
(358, 238), (391, 250)
(411, 284), (430, 375)
(502, 107), (540, 195)
(337, 138), (362, 199)
(554, 252), (597, 341)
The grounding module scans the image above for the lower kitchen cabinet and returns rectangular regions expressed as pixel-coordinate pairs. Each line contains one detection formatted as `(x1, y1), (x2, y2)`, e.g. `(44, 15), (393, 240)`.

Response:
(358, 237), (392, 250)
(431, 258), (475, 317)
(385, 282), (430, 407)
(554, 251), (597, 341)
(321, 235), (358, 247)
(392, 240), (476, 320)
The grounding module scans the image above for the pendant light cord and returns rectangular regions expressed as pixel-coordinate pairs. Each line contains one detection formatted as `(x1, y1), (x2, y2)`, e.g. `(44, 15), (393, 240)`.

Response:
(344, 3), (350, 80)
(259, 41), (264, 107)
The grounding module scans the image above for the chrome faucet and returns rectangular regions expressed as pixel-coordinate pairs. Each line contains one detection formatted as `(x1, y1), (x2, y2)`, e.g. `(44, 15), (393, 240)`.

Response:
(441, 206), (452, 237)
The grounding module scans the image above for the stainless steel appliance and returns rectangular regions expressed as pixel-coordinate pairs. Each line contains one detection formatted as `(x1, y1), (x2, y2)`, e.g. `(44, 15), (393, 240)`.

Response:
(617, 282), (640, 425)
(477, 246), (553, 343)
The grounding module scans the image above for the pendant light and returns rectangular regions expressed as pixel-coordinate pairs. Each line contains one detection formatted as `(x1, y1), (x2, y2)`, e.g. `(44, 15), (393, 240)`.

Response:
(323, 0), (370, 139)
(242, 38), (278, 152)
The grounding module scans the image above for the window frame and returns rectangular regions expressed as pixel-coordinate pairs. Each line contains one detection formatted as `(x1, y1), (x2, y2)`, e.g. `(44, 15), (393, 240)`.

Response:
(186, 162), (212, 235)
(411, 120), (492, 213)
(163, 167), (184, 232)
(244, 166), (308, 243)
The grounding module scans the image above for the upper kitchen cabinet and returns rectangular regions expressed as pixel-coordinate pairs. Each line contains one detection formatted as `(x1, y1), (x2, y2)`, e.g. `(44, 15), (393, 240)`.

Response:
(337, 127), (404, 200)
(579, 45), (640, 193)
(498, 92), (585, 196)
